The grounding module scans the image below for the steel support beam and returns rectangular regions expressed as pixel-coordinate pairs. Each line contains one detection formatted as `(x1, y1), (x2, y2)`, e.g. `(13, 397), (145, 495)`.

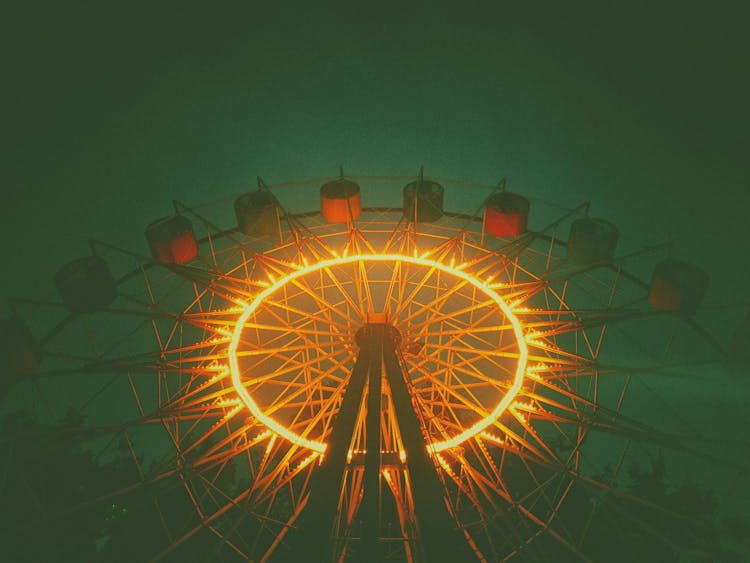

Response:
(287, 322), (475, 561)
(380, 326), (476, 562)
(284, 326), (373, 561)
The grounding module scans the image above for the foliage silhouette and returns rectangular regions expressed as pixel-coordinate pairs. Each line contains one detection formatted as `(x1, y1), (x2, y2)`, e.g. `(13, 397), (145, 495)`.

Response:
(0, 411), (746, 562)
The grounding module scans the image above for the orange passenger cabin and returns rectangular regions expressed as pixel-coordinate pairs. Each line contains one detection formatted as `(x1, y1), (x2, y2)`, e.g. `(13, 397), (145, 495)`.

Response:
(648, 258), (709, 315)
(54, 255), (117, 313)
(566, 218), (618, 264)
(145, 215), (199, 265)
(403, 180), (444, 223)
(320, 179), (361, 223)
(235, 190), (279, 237)
(484, 192), (530, 238)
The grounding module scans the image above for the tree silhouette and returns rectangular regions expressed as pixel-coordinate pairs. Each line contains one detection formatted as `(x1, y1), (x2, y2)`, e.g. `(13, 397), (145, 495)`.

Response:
(1, 410), (746, 562)
(0, 409), (251, 562)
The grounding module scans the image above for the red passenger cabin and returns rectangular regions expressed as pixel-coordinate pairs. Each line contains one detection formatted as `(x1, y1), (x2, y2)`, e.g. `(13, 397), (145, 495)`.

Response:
(320, 179), (361, 224)
(145, 215), (199, 265)
(484, 192), (530, 238)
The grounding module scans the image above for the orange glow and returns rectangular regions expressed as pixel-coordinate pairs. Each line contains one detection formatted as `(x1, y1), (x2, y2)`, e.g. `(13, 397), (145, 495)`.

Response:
(228, 253), (528, 454)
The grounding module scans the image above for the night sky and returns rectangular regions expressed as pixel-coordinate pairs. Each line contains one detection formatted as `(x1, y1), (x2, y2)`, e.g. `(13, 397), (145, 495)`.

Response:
(2, 2), (750, 559)
(3, 1), (749, 312)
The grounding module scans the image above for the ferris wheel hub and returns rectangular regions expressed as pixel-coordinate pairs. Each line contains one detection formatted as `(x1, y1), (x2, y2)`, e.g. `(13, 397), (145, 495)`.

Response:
(354, 321), (402, 347)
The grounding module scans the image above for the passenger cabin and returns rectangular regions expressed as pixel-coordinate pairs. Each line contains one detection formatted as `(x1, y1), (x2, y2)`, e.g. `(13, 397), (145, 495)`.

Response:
(567, 218), (618, 264)
(320, 179), (361, 223)
(55, 255), (117, 313)
(235, 190), (279, 236)
(648, 258), (709, 315)
(484, 192), (530, 238)
(145, 215), (199, 265)
(403, 180), (444, 223)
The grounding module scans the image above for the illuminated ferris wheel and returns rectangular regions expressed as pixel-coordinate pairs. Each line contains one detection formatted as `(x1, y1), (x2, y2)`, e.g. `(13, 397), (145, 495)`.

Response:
(2, 170), (747, 561)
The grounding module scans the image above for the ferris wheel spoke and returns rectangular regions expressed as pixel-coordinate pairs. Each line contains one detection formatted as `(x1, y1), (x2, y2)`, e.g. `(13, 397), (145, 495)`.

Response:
(241, 348), (349, 391)
(263, 354), (353, 420)
(507, 407), (564, 464)
(249, 442), (318, 503)
(515, 504), (594, 563)
(419, 323), (515, 338)
(233, 315), (342, 355)
(231, 321), (345, 339)
(467, 436), (506, 489)
(408, 366), (468, 433)
(420, 359), (503, 420)
(399, 278), (473, 329)
(525, 373), (670, 436)
(491, 453), (567, 527)
(162, 370), (240, 409)
(455, 451), (587, 562)
(156, 338), (226, 360)
(500, 283), (549, 311)
(523, 380), (602, 420)
(596, 358), (723, 380)
(429, 312), (512, 356)
(587, 420), (749, 470)
(464, 457), (591, 562)
(169, 405), (245, 460)
(11, 179), (739, 562)
(392, 263), (451, 320)
(318, 264), (366, 320)
(261, 296), (353, 334)
(426, 345), (511, 389)
(247, 306), (345, 362)
(456, 247), (504, 277)
(515, 390), (585, 420)
(285, 390), (350, 443)
(410, 351), (513, 402)
(489, 420), (552, 464)
(259, 453), (317, 502)
(534, 395), (749, 472)
(526, 343), (596, 367)
(565, 468), (709, 550)
(150, 483), (255, 562)
(422, 309), (506, 357)
(404, 297), (497, 335)
(215, 259), (273, 293)
(445, 327), (519, 366)
(425, 343), (522, 361)
(408, 313), (516, 378)
(408, 364), (496, 436)
(355, 258), (377, 317)
(270, 269), (358, 328)
(452, 453), (509, 512)
(255, 368), (353, 456)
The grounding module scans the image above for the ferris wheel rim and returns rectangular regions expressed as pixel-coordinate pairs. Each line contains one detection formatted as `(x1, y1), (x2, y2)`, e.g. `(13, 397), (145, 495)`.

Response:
(227, 251), (530, 455)
(4, 173), (742, 563)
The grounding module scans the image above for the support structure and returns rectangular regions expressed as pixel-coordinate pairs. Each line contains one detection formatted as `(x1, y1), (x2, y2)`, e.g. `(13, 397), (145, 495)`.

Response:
(286, 322), (475, 562)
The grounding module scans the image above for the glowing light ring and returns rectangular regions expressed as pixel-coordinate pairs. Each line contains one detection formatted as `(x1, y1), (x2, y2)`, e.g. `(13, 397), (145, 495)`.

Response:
(228, 253), (529, 454)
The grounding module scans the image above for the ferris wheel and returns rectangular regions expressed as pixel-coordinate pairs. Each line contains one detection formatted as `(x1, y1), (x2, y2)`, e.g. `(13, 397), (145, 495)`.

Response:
(2, 170), (747, 562)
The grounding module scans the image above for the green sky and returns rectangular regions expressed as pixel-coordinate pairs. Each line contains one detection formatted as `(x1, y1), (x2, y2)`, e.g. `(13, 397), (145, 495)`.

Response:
(2, 1), (748, 325)
(1, 4), (749, 559)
